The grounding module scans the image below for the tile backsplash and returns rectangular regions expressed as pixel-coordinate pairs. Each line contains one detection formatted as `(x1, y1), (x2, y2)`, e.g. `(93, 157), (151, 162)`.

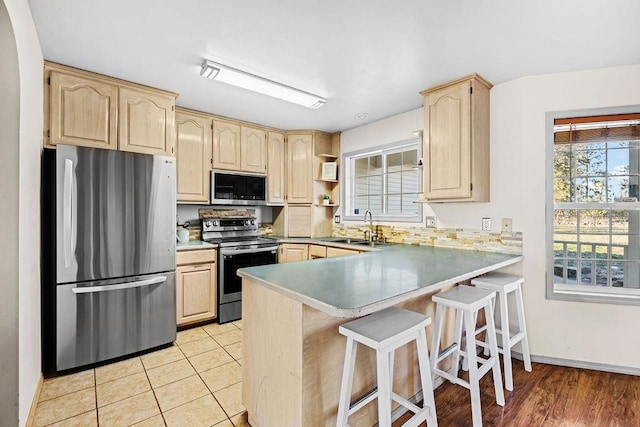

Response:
(332, 224), (523, 255)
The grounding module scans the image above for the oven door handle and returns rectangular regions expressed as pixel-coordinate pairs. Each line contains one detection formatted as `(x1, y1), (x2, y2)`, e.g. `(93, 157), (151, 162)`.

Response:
(221, 246), (278, 256)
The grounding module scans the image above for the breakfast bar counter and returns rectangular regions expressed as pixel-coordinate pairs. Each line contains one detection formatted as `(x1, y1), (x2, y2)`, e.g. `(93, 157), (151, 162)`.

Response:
(238, 245), (522, 426)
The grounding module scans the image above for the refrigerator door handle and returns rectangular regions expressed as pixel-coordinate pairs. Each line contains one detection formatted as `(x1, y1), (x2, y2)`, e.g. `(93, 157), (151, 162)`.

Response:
(71, 276), (167, 294)
(63, 158), (74, 268)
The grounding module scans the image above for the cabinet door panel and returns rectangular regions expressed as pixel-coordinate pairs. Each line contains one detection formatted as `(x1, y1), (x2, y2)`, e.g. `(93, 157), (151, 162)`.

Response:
(176, 112), (212, 203)
(267, 132), (286, 204)
(119, 86), (175, 156)
(326, 247), (359, 258)
(424, 82), (471, 199)
(279, 244), (309, 263)
(213, 121), (241, 170)
(241, 126), (266, 173)
(50, 71), (118, 149)
(287, 134), (313, 203)
(177, 263), (216, 325)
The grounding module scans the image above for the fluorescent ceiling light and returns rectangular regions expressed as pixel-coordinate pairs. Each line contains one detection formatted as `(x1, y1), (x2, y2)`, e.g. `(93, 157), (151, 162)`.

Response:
(200, 59), (326, 109)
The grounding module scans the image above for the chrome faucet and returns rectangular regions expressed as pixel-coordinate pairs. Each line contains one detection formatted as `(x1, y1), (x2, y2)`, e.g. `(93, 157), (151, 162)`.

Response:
(364, 210), (376, 242)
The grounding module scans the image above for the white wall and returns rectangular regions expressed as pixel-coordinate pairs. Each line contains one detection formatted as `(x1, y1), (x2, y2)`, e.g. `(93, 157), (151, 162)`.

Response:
(341, 64), (640, 369)
(0, 1), (21, 423)
(3, 0), (44, 424)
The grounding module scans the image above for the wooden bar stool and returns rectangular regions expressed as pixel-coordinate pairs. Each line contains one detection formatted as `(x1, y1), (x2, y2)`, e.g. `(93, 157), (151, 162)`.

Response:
(336, 306), (438, 427)
(471, 273), (532, 391)
(430, 285), (504, 427)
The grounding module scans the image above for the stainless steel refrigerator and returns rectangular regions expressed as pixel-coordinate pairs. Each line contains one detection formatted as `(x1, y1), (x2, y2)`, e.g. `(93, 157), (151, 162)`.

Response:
(42, 144), (177, 375)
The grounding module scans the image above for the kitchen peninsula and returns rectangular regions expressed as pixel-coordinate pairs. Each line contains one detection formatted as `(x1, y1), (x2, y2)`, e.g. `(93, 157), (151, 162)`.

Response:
(238, 244), (522, 426)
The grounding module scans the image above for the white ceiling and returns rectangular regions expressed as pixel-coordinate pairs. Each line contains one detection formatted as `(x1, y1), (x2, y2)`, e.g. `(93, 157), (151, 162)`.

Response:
(28, 0), (640, 133)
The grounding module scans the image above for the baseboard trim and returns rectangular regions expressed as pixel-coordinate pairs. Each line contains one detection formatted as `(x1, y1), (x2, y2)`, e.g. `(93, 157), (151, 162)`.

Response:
(512, 351), (640, 377)
(25, 373), (43, 427)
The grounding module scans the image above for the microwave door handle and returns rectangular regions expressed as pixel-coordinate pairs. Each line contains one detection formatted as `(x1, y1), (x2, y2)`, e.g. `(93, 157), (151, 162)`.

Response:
(72, 276), (167, 294)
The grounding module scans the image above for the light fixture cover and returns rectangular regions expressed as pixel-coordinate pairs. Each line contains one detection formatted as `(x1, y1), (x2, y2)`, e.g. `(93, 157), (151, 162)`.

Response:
(200, 60), (326, 109)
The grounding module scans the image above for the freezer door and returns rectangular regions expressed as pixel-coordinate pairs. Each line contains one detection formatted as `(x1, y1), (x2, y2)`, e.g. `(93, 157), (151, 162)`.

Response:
(56, 272), (177, 371)
(55, 145), (176, 283)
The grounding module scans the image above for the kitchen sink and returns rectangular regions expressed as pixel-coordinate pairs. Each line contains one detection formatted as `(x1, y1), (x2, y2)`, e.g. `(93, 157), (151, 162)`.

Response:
(321, 237), (391, 247)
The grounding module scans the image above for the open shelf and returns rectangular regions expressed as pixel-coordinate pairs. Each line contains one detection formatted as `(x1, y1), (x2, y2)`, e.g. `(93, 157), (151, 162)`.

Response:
(314, 203), (339, 207)
(315, 178), (339, 183)
(316, 153), (338, 160)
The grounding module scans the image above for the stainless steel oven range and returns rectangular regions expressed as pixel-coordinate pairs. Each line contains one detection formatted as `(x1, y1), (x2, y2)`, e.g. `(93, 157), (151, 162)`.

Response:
(202, 217), (277, 323)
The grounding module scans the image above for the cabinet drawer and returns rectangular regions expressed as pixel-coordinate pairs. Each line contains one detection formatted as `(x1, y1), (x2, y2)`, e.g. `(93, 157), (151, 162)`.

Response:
(177, 249), (217, 266)
(309, 244), (327, 258)
(326, 247), (359, 258)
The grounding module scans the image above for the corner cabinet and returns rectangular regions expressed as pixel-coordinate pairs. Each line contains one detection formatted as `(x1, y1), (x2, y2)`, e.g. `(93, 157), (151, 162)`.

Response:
(175, 109), (212, 203)
(45, 62), (178, 156)
(420, 74), (491, 202)
(267, 131), (286, 205)
(286, 133), (314, 203)
(176, 249), (217, 326)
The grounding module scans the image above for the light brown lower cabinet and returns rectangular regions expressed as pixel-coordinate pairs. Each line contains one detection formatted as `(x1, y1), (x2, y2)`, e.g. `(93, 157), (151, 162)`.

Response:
(176, 249), (217, 326)
(308, 244), (327, 259)
(326, 247), (359, 258)
(278, 244), (309, 263)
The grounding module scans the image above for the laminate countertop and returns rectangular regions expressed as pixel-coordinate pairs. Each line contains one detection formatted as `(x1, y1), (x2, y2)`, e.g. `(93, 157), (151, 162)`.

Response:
(176, 240), (217, 251)
(238, 244), (522, 318)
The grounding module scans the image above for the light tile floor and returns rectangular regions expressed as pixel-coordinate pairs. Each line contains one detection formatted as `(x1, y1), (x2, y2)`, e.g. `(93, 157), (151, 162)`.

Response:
(33, 321), (250, 427)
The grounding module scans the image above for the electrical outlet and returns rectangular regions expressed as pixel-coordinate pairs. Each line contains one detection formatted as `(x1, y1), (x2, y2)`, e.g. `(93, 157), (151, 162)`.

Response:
(482, 217), (491, 231)
(334, 215), (341, 224)
(502, 218), (513, 233)
(425, 216), (436, 228)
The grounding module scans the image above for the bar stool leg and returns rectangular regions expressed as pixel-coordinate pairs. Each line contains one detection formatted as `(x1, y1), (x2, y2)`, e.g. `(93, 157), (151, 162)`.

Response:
(463, 309), (483, 427)
(337, 337), (357, 427)
(430, 304), (445, 380)
(376, 348), (392, 427)
(498, 289), (513, 391)
(450, 309), (464, 378)
(515, 284), (532, 372)
(485, 302), (505, 406)
(416, 329), (438, 427)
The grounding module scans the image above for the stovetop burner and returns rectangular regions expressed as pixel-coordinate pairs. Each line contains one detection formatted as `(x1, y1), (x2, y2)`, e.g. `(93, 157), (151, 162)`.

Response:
(201, 216), (276, 248)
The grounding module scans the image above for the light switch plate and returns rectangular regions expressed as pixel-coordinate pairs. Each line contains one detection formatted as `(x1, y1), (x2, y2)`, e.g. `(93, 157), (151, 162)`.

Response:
(334, 215), (341, 224)
(425, 216), (436, 228)
(482, 217), (491, 231)
(502, 218), (513, 233)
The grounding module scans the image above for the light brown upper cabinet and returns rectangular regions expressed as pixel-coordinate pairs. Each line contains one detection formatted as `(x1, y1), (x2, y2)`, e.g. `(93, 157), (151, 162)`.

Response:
(212, 120), (267, 174)
(267, 131), (286, 205)
(420, 74), (491, 202)
(241, 126), (267, 173)
(175, 109), (212, 203)
(286, 133), (314, 203)
(212, 120), (241, 170)
(45, 62), (178, 156)
(119, 86), (176, 156)
(49, 70), (118, 149)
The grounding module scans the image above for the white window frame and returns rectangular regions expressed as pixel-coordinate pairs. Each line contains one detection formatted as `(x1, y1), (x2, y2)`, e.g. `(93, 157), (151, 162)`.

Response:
(546, 105), (640, 306)
(342, 138), (422, 222)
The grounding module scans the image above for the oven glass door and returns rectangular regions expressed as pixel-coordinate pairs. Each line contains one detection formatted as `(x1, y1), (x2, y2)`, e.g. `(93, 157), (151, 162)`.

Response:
(220, 248), (277, 303)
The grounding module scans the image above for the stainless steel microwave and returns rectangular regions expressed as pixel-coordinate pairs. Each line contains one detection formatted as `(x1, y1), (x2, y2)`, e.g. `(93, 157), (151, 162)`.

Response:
(210, 170), (267, 205)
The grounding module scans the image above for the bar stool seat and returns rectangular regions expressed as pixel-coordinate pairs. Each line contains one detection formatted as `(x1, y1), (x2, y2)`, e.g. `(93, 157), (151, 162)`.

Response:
(337, 306), (438, 427)
(471, 273), (532, 391)
(431, 285), (504, 427)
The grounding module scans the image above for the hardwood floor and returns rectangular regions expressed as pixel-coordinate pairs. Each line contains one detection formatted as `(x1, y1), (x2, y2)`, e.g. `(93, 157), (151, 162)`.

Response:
(393, 360), (640, 426)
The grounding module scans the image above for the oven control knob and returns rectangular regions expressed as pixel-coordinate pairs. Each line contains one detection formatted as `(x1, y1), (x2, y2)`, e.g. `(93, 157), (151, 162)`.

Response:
(212, 220), (219, 226)
(250, 220), (255, 225)
(204, 220), (212, 228)
(244, 220), (250, 226)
